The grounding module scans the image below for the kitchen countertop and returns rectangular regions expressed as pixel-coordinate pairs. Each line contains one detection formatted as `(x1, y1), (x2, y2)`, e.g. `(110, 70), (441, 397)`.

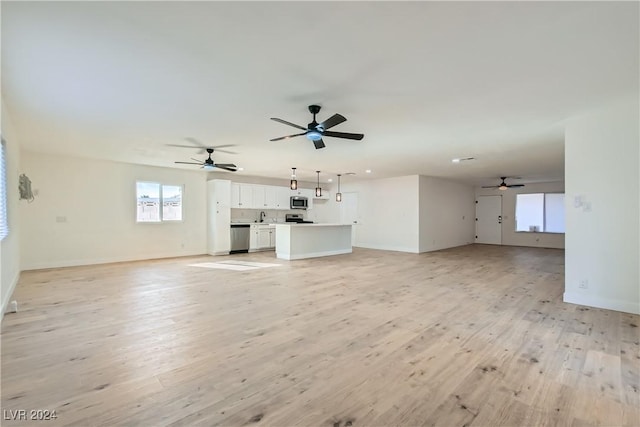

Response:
(275, 223), (351, 227)
(230, 222), (278, 225)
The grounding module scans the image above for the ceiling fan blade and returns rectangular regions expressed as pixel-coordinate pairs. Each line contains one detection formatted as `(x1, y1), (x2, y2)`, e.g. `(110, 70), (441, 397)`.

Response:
(271, 118), (307, 131)
(212, 147), (238, 155)
(175, 161), (204, 165)
(507, 184), (525, 188)
(215, 163), (237, 168)
(215, 165), (237, 172)
(481, 185), (500, 188)
(179, 139), (238, 154)
(167, 144), (205, 150)
(270, 132), (307, 141)
(313, 138), (326, 149)
(319, 113), (346, 130)
(323, 130), (364, 140)
(184, 137), (209, 148)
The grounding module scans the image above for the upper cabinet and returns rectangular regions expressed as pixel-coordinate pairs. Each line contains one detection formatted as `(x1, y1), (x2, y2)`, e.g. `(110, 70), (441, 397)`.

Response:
(229, 182), (315, 210)
(231, 183), (254, 208)
(252, 185), (278, 210)
(275, 186), (290, 210)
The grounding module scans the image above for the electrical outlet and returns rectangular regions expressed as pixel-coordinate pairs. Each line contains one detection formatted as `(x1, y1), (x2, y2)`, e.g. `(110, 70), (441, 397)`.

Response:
(578, 279), (589, 289)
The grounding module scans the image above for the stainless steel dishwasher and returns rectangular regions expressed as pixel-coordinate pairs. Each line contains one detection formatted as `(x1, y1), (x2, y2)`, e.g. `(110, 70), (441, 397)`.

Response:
(230, 224), (250, 254)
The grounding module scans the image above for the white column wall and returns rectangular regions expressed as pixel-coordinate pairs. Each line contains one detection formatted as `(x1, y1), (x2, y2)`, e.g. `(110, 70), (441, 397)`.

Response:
(419, 176), (475, 252)
(341, 175), (420, 253)
(564, 96), (639, 314)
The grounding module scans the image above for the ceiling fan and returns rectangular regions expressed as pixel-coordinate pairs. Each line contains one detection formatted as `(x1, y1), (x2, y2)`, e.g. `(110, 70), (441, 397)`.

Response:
(270, 105), (364, 149)
(175, 148), (237, 172)
(482, 177), (525, 191)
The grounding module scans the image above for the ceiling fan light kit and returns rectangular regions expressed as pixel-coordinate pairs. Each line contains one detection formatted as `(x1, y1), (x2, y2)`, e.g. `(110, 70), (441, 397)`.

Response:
(482, 177), (525, 190)
(174, 147), (237, 172)
(270, 105), (364, 150)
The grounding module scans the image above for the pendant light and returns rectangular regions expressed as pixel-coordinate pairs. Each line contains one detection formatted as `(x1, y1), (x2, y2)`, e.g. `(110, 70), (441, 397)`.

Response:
(290, 167), (298, 190)
(336, 174), (342, 202)
(315, 171), (322, 197)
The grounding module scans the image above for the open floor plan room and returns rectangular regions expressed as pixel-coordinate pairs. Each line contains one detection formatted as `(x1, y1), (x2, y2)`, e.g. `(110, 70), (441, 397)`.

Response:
(2, 245), (638, 426)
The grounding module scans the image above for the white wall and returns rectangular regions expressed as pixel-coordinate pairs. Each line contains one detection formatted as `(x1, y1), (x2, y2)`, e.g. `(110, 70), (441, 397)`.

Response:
(475, 181), (566, 249)
(564, 96), (639, 315)
(341, 175), (420, 253)
(419, 176), (475, 252)
(20, 151), (208, 269)
(1, 100), (22, 315)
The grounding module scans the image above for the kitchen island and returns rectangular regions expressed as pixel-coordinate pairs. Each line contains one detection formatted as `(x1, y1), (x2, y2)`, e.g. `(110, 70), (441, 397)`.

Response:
(275, 223), (352, 260)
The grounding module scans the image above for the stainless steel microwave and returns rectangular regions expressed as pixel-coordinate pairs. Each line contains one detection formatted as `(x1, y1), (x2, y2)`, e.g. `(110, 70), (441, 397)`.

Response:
(290, 196), (308, 209)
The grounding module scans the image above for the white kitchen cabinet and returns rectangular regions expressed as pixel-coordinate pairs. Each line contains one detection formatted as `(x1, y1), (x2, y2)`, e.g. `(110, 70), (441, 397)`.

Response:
(265, 186), (278, 209)
(207, 179), (231, 255)
(249, 224), (259, 251)
(257, 227), (271, 249)
(252, 185), (279, 210)
(269, 226), (276, 247)
(231, 183), (254, 208)
(276, 186), (290, 210)
(251, 225), (276, 250)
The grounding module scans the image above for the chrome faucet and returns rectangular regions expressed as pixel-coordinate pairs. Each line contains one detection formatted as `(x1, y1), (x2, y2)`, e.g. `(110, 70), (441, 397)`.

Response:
(260, 211), (266, 223)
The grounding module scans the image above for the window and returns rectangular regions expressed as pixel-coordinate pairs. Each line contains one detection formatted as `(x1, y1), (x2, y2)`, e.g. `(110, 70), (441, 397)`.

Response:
(136, 182), (183, 222)
(0, 139), (8, 240)
(515, 193), (565, 233)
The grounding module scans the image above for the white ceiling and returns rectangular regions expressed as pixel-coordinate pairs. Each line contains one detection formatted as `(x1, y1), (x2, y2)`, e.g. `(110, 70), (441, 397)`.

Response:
(2, 1), (638, 186)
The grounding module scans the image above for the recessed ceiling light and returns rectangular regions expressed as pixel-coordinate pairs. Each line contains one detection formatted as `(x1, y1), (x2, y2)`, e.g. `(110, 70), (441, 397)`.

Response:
(365, 169), (372, 174)
(327, 178), (333, 182)
(238, 167), (244, 171)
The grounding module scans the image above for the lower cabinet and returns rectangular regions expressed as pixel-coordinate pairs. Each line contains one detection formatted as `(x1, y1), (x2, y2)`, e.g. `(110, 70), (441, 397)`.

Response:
(250, 225), (276, 251)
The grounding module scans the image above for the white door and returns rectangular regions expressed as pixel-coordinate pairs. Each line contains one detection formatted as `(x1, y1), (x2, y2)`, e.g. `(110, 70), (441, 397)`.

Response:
(476, 195), (502, 244)
(340, 192), (358, 245)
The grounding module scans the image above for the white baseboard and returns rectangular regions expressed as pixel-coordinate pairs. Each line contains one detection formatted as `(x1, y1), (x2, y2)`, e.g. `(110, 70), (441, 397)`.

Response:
(1, 270), (21, 320)
(277, 248), (352, 260)
(354, 243), (419, 253)
(22, 251), (207, 271)
(563, 292), (640, 315)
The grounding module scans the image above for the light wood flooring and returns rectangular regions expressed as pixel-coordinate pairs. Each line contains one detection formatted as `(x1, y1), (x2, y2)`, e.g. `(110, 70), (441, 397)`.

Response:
(1, 245), (639, 426)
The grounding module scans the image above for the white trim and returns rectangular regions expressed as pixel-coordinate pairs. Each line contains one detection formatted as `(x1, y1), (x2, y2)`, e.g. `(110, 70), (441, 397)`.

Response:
(277, 248), (352, 260)
(1, 270), (20, 320)
(21, 251), (206, 271)
(353, 243), (419, 253)
(563, 292), (640, 315)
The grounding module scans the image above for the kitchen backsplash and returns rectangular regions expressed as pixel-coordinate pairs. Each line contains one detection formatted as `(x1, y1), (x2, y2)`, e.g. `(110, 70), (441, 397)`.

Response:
(231, 208), (317, 223)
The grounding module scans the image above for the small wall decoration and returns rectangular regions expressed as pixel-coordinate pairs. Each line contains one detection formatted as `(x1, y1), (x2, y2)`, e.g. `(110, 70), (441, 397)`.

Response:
(19, 173), (35, 202)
